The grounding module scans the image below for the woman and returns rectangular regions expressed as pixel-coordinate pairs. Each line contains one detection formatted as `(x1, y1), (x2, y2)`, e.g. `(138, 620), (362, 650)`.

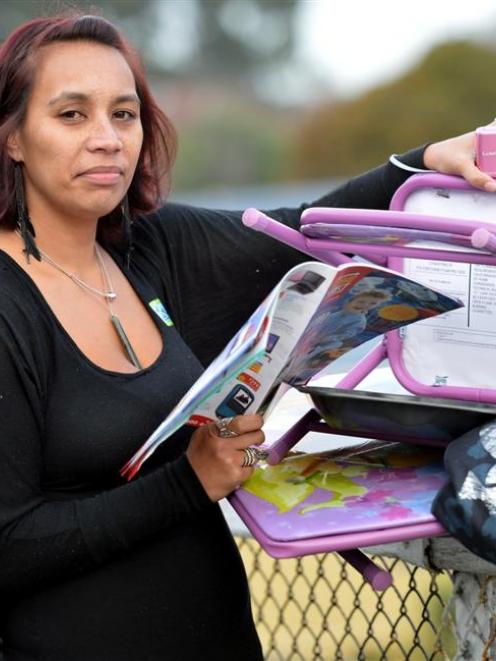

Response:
(0, 13), (491, 661)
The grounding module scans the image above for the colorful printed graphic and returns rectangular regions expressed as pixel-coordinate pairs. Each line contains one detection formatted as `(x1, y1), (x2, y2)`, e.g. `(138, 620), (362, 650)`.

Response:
(215, 384), (255, 418)
(248, 361), (263, 374)
(266, 333), (280, 354)
(236, 445), (446, 541)
(281, 266), (458, 386)
(237, 372), (261, 391)
(287, 269), (326, 294)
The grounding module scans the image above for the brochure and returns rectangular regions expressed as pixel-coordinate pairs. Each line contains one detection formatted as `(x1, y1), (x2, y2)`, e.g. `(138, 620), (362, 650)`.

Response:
(121, 260), (462, 480)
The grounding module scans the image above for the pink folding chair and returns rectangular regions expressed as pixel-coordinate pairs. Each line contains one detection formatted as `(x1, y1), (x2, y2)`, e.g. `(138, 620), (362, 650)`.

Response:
(228, 173), (496, 590)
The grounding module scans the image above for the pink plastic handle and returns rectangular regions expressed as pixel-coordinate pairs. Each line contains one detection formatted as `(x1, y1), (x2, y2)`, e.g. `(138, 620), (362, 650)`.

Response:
(242, 208), (351, 266)
(266, 408), (320, 465)
(339, 550), (392, 591)
(302, 206), (496, 235)
(471, 227), (496, 253)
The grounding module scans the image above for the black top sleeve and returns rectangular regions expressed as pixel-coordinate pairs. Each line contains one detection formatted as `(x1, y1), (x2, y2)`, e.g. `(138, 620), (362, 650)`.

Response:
(0, 293), (211, 596)
(141, 147), (426, 365)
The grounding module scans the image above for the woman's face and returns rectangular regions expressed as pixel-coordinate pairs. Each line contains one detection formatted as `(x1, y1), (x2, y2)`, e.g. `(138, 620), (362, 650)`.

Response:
(8, 40), (143, 224)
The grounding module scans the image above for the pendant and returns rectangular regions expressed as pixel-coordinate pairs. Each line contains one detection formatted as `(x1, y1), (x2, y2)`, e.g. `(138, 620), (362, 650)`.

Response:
(110, 314), (143, 369)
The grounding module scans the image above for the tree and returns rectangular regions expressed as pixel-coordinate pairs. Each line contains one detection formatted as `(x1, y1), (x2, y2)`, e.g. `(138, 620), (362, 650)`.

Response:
(0, 0), (300, 91)
(291, 41), (496, 179)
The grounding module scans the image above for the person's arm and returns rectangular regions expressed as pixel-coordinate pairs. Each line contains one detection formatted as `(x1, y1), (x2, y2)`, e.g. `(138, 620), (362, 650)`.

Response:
(144, 132), (492, 365)
(141, 148), (426, 365)
(0, 317), (212, 597)
(270, 146), (427, 223)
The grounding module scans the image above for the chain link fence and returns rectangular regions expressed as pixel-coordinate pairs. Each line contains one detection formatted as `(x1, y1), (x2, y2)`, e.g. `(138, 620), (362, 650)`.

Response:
(236, 536), (456, 660)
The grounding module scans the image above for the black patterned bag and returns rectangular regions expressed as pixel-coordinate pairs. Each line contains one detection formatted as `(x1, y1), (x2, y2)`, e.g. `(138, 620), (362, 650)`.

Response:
(432, 421), (496, 564)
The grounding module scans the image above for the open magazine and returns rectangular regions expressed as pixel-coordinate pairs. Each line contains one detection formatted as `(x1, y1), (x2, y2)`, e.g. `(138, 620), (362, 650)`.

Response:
(121, 260), (462, 480)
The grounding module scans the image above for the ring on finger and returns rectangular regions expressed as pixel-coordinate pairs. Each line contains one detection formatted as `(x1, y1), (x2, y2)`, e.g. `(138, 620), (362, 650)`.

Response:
(215, 417), (239, 438)
(241, 447), (268, 468)
(241, 447), (258, 467)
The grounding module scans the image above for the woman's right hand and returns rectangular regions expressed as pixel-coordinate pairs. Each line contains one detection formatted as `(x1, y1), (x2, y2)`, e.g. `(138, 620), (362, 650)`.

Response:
(186, 414), (265, 502)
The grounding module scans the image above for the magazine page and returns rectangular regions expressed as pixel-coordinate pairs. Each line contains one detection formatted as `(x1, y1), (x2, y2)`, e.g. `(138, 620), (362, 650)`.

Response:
(121, 261), (334, 479)
(193, 262), (335, 423)
(279, 263), (463, 386)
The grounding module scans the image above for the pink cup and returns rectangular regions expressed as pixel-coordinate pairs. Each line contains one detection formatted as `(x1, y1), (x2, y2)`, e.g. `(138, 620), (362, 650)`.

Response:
(476, 125), (496, 176)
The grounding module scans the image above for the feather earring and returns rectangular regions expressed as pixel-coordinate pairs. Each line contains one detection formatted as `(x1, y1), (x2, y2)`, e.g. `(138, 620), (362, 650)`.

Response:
(14, 164), (41, 262)
(121, 195), (134, 268)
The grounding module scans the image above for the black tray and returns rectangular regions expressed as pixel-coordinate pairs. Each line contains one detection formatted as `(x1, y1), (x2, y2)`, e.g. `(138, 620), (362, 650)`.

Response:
(298, 385), (496, 445)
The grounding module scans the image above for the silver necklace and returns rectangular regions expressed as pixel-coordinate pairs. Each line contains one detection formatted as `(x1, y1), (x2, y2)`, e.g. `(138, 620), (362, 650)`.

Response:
(37, 246), (117, 301)
(29, 235), (143, 370)
(98, 249), (143, 370)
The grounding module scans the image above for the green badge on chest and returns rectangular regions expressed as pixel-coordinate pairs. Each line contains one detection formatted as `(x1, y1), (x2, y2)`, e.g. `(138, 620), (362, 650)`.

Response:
(148, 298), (174, 326)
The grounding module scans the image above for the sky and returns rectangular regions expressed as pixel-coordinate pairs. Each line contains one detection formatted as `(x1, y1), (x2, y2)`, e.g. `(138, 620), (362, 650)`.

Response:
(297, 0), (496, 98)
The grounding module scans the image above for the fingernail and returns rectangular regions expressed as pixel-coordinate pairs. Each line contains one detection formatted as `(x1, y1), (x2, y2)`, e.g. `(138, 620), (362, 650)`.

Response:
(484, 180), (496, 193)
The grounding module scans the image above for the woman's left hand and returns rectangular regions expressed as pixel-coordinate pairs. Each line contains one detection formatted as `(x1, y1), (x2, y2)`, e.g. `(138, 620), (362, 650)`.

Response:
(186, 414), (265, 502)
(423, 123), (496, 193)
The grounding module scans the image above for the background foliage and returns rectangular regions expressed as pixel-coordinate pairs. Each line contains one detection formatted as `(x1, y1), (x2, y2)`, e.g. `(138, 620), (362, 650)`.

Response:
(291, 41), (496, 179)
(2, 1), (496, 189)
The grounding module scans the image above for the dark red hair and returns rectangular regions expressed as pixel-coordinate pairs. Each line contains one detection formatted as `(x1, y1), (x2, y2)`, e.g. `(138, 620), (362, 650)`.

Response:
(0, 13), (177, 241)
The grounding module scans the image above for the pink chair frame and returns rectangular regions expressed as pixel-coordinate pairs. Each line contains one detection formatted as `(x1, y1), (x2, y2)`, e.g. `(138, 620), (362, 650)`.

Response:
(230, 173), (496, 589)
